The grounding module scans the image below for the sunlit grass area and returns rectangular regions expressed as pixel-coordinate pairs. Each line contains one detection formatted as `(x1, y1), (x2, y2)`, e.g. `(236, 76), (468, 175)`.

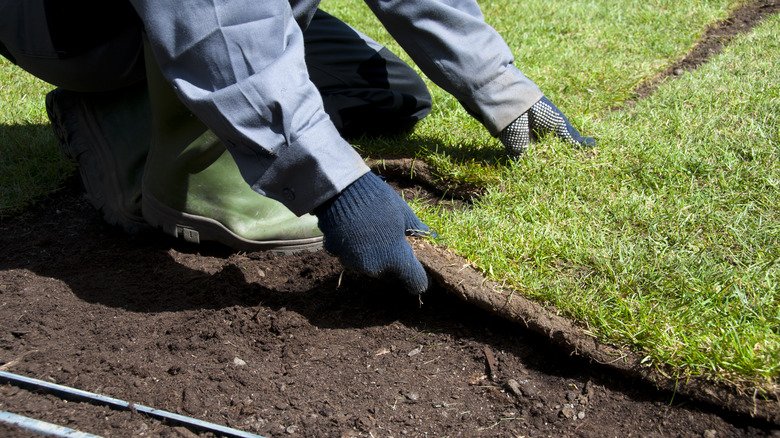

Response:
(421, 12), (780, 387)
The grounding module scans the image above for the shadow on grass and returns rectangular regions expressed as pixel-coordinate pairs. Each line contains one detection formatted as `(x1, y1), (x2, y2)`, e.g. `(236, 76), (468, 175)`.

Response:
(350, 131), (509, 201)
(355, 131), (505, 166)
(0, 122), (72, 217)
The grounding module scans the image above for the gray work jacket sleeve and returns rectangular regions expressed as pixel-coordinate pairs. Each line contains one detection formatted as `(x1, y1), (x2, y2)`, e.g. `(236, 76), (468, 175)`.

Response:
(131, 0), (369, 216)
(363, 0), (543, 135)
(132, 0), (541, 216)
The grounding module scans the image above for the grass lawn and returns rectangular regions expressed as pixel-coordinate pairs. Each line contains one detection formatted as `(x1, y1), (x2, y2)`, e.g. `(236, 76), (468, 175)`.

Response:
(0, 61), (63, 216)
(418, 11), (780, 389)
(1, 0), (777, 392)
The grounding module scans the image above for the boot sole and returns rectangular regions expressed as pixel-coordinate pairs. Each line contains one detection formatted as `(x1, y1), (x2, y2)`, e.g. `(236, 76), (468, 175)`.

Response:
(142, 189), (323, 255)
(46, 89), (150, 234)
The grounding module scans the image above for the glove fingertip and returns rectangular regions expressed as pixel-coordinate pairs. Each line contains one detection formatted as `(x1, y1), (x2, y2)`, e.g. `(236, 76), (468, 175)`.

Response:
(405, 266), (431, 295)
(583, 136), (597, 148)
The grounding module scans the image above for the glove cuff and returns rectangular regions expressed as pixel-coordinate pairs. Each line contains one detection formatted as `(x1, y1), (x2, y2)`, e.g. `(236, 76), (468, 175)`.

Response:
(314, 172), (384, 225)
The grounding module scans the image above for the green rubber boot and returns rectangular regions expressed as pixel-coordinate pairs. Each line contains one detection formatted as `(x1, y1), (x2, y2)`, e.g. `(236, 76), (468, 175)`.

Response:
(141, 45), (323, 253)
(46, 82), (152, 234)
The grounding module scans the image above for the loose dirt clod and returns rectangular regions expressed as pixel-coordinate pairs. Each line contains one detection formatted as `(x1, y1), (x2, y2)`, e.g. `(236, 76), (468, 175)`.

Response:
(483, 347), (499, 381)
(506, 379), (524, 399)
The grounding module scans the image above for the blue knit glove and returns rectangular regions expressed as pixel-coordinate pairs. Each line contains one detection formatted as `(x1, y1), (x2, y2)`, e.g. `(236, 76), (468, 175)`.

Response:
(314, 172), (432, 294)
(499, 96), (596, 158)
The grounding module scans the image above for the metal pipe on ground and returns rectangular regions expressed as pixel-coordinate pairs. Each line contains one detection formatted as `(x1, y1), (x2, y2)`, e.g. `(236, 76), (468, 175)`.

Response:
(0, 410), (103, 438)
(0, 370), (265, 438)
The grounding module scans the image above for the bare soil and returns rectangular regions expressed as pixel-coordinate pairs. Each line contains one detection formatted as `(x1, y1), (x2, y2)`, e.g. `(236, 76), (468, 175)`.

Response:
(2, 2), (780, 436)
(1, 180), (778, 437)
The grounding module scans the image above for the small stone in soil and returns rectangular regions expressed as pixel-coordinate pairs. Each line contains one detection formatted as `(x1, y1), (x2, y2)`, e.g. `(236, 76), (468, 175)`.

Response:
(506, 379), (524, 398)
(560, 406), (576, 420)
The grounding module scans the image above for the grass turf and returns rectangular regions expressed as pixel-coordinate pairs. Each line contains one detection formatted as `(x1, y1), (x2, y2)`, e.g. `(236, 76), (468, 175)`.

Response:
(0, 60), (65, 216)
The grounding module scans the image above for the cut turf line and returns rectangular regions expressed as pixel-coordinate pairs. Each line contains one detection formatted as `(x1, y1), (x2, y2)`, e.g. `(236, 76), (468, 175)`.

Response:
(626, 0), (780, 105)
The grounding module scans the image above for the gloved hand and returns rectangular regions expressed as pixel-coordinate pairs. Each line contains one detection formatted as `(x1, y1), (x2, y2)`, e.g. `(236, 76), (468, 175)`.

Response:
(499, 96), (596, 158)
(314, 172), (433, 294)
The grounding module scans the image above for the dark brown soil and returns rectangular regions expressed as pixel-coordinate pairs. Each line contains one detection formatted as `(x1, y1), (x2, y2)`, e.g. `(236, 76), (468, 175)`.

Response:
(2, 2), (780, 436)
(1, 180), (777, 437)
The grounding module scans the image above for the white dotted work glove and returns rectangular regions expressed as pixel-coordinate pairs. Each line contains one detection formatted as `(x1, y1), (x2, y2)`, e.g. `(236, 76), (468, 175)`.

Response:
(499, 96), (596, 158)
